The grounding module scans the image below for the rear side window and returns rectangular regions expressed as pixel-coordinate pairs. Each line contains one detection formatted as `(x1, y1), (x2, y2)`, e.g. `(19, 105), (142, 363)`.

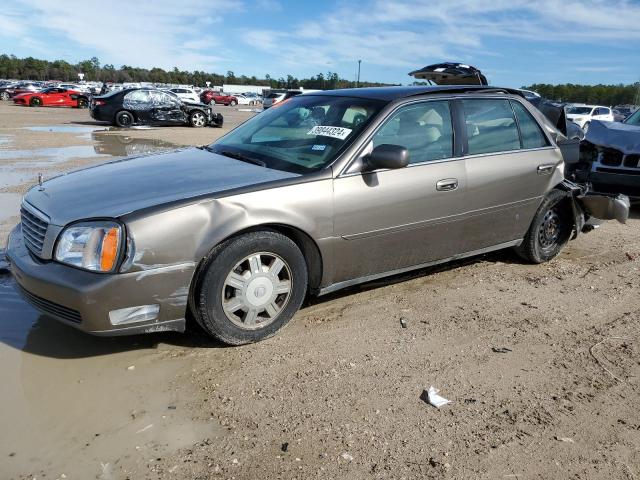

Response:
(123, 90), (151, 110)
(462, 99), (520, 155)
(511, 101), (549, 149)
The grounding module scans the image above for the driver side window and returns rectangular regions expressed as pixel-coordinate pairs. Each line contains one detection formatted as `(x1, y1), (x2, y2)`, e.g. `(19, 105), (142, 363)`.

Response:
(372, 101), (453, 164)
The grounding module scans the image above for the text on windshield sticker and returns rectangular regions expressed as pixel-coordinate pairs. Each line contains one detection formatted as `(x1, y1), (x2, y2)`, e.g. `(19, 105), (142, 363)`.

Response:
(307, 125), (352, 140)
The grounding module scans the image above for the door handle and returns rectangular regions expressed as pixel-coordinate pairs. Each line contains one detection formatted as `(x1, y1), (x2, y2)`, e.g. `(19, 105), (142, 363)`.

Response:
(436, 178), (458, 191)
(537, 164), (555, 175)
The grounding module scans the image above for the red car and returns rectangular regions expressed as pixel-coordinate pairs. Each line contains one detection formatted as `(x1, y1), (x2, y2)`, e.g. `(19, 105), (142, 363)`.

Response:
(200, 90), (238, 106)
(13, 87), (90, 108)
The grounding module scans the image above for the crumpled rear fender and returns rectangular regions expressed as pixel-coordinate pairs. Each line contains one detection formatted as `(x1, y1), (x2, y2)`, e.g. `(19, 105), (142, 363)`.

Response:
(557, 180), (630, 238)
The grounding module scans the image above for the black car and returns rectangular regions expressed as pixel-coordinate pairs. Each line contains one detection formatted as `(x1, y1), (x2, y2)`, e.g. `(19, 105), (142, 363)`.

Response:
(90, 88), (223, 128)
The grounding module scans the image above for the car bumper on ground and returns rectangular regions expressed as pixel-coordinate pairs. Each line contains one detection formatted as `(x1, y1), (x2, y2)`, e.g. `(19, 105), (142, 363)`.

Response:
(6, 225), (192, 336)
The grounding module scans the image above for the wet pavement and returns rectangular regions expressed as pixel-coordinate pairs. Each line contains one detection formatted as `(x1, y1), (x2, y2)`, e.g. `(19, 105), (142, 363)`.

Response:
(0, 104), (257, 478)
(0, 274), (222, 479)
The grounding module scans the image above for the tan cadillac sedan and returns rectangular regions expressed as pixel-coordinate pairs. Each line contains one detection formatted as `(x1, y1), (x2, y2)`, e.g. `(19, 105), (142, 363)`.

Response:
(6, 86), (629, 344)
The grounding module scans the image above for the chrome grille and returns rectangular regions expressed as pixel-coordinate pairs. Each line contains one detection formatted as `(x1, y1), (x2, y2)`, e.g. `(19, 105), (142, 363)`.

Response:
(20, 205), (49, 256)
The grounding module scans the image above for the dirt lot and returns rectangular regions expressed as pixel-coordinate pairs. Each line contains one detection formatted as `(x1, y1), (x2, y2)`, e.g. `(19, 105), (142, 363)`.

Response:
(0, 102), (639, 480)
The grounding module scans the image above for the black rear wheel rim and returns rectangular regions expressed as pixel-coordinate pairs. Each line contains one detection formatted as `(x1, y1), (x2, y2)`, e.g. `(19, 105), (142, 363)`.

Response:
(538, 208), (561, 251)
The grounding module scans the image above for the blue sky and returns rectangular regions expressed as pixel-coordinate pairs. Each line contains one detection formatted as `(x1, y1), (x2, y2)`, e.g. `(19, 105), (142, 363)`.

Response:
(1, 0), (639, 87)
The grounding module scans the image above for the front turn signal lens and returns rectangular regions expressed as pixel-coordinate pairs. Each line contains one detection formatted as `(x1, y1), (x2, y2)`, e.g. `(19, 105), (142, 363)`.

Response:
(100, 227), (120, 271)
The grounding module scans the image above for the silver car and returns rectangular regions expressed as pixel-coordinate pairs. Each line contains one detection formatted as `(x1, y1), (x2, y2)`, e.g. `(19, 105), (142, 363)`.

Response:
(6, 86), (629, 344)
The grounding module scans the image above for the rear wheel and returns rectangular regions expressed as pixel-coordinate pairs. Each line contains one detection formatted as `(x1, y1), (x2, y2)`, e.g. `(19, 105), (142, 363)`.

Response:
(189, 110), (207, 128)
(583, 122), (590, 133)
(114, 110), (134, 128)
(29, 97), (42, 107)
(194, 231), (308, 345)
(77, 97), (88, 108)
(515, 189), (573, 263)
(229, 100), (237, 107)
(0, 92), (9, 101)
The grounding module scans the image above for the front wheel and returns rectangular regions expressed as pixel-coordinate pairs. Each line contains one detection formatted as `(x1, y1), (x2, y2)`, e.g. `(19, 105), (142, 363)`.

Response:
(114, 110), (134, 128)
(194, 231), (308, 345)
(229, 100), (237, 107)
(77, 98), (88, 108)
(515, 190), (573, 263)
(29, 97), (42, 107)
(0, 92), (9, 101)
(583, 122), (590, 133)
(189, 110), (207, 128)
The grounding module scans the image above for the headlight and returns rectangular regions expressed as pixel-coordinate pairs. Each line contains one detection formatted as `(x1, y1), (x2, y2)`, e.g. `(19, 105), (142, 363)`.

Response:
(55, 221), (122, 272)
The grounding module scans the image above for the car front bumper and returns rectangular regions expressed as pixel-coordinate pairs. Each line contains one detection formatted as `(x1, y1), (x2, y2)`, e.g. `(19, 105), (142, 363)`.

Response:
(589, 170), (640, 198)
(6, 225), (191, 336)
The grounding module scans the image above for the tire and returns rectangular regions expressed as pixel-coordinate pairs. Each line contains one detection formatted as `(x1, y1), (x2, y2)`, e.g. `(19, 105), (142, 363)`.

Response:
(583, 122), (590, 133)
(29, 97), (42, 107)
(114, 110), (134, 128)
(77, 97), (88, 109)
(0, 92), (9, 101)
(194, 230), (308, 345)
(189, 110), (207, 128)
(229, 100), (237, 107)
(515, 189), (573, 264)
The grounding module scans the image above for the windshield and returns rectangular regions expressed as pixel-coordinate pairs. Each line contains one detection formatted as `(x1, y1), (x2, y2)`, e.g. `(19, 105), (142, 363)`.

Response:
(567, 106), (593, 115)
(624, 109), (640, 126)
(209, 95), (386, 174)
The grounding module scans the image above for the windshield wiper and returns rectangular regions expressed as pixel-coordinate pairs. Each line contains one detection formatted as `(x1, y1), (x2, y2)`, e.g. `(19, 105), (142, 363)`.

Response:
(211, 148), (267, 168)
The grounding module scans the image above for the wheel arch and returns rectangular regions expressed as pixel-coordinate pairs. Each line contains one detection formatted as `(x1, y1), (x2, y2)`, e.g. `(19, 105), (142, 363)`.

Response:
(190, 223), (323, 292)
(113, 108), (137, 124)
(186, 223), (324, 321)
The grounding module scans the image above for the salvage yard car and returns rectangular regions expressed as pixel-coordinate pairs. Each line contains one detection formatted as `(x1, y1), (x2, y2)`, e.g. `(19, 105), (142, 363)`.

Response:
(13, 87), (90, 108)
(6, 86), (629, 345)
(566, 105), (614, 132)
(568, 109), (640, 198)
(89, 87), (223, 128)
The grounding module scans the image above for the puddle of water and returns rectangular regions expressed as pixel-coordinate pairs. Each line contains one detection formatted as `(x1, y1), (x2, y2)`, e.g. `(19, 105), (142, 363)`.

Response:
(0, 193), (22, 222)
(0, 170), (40, 190)
(92, 132), (178, 157)
(0, 145), (104, 162)
(0, 277), (222, 479)
(0, 132), (178, 191)
(24, 125), (106, 134)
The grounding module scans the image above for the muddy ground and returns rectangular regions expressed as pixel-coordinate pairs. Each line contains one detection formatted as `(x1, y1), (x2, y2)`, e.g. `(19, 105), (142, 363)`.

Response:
(0, 102), (639, 480)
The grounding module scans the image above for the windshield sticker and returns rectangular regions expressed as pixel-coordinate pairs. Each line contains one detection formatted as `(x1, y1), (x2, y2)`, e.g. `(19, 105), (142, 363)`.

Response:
(311, 144), (327, 151)
(307, 125), (352, 140)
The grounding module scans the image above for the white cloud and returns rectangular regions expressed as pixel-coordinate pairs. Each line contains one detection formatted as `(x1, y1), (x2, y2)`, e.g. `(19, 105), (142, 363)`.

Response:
(244, 0), (640, 75)
(0, 0), (242, 71)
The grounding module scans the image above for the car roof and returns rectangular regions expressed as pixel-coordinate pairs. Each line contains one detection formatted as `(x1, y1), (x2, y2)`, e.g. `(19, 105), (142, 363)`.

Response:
(309, 85), (525, 101)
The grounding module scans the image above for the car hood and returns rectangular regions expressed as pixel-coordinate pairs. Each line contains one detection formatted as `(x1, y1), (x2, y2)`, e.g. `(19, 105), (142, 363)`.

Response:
(584, 120), (640, 154)
(24, 147), (300, 226)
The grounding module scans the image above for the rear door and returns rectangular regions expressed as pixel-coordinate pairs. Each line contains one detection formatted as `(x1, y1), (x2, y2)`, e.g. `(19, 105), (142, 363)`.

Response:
(332, 99), (469, 283)
(459, 97), (562, 249)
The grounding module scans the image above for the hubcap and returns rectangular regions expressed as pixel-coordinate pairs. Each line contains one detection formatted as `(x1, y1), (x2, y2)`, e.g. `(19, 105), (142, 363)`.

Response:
(193, 113), (205, 126)
(538, 209), (561, 249)
(221, 252), (292, 330)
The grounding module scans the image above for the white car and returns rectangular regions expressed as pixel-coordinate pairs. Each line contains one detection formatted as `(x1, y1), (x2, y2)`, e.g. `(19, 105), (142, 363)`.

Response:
(234, 94), (261, 106)
(566, 105), (614, 132)
(166, 87), (201, 104)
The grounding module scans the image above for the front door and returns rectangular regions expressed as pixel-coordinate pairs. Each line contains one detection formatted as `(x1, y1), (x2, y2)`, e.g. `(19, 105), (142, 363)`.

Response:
(332, 100), (469, 284)
(149, 91), (186, 125)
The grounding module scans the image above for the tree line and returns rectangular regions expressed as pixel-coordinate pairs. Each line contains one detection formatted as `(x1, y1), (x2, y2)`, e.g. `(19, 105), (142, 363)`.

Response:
(0, 54), (392, 90)
(522, 83), (640, 106)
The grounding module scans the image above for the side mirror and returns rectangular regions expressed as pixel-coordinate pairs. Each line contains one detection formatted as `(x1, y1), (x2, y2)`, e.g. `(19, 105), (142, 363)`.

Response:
(365, 144), (410, 171)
